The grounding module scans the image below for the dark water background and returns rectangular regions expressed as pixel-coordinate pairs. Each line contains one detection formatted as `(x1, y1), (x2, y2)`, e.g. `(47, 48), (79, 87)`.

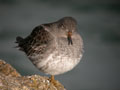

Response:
(0, 0), (120, 90)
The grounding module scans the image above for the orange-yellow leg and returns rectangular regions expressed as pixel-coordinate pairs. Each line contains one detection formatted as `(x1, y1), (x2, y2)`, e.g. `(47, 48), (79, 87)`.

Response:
(50, 75), (55, 82)
(49, 75), (65, 89)
(49, 75), (60, 87)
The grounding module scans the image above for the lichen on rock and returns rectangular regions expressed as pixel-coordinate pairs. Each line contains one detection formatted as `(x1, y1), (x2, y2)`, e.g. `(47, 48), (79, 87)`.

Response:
(0, 59), (66, 90)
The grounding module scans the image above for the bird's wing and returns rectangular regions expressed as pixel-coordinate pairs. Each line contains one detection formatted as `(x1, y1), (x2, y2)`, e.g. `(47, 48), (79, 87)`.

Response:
(19, 25), (53, 56)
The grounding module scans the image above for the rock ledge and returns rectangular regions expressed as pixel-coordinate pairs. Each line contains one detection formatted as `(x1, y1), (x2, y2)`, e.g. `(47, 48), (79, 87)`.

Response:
(0, 59), (65, 90)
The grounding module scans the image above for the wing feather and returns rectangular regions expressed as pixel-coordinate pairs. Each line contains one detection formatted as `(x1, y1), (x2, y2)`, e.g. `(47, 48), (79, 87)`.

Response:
(17, 25), (53, 55)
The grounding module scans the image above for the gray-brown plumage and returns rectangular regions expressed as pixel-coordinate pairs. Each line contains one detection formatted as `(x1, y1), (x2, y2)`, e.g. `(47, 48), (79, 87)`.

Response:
(16, 17), (83, 76)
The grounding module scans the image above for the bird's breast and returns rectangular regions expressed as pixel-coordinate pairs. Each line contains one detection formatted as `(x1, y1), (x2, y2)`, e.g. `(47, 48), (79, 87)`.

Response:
(28, 35), (83, 75)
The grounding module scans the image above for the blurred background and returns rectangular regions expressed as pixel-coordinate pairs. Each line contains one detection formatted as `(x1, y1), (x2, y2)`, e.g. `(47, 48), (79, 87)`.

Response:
(0, 0), (120, 90)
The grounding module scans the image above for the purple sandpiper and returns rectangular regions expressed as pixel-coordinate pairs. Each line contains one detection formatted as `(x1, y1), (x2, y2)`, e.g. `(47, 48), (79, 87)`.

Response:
(16, 17), (83, 86)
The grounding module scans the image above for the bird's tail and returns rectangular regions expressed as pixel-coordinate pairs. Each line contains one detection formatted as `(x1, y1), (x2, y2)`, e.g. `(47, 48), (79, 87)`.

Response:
(16, 36), (24, 43)
(15, 36), (24, 51)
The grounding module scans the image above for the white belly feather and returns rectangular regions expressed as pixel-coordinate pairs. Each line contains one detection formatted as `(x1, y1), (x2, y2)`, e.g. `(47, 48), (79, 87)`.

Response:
(29, 34), (83, 75)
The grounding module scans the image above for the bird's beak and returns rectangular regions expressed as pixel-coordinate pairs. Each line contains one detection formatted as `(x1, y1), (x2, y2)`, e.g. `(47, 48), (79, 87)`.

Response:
(67, 31), (73, 45)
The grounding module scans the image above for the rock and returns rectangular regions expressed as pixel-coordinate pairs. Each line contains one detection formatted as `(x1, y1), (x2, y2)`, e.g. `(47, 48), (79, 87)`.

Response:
(0, 59), (65, 90)
(0, 60), (21, 77)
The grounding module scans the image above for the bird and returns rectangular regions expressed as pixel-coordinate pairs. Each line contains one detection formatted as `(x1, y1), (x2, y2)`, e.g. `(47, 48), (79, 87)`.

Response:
(16, 16), (83, 86)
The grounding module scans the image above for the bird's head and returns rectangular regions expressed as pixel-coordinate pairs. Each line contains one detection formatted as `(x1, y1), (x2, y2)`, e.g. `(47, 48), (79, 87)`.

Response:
(57, 17), (77, 45)
(41, 17), (78, 45)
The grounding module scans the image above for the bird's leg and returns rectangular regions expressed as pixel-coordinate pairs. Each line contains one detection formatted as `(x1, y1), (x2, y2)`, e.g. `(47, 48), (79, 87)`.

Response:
(49, 75), (56, 85)
(49, 75), (60, 87)
(50, 75), (55, 82)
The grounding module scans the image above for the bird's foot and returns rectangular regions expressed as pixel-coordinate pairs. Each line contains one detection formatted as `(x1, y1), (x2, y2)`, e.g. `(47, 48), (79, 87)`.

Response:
(49, 75), (62, 88)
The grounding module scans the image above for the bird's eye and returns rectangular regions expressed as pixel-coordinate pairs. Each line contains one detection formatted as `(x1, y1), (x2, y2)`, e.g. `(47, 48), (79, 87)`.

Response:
(61, 24), (66, 29)
(66, 29), (69, 32)
(61, 25), (64, 29)
(58, 23), (65, 29)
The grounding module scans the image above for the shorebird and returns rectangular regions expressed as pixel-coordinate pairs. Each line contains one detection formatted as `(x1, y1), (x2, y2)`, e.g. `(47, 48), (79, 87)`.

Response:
(16, 17), (83, 86)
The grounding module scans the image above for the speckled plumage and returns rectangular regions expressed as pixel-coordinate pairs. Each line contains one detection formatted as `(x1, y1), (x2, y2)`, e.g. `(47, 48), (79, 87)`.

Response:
(16, 17), (83, 75)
